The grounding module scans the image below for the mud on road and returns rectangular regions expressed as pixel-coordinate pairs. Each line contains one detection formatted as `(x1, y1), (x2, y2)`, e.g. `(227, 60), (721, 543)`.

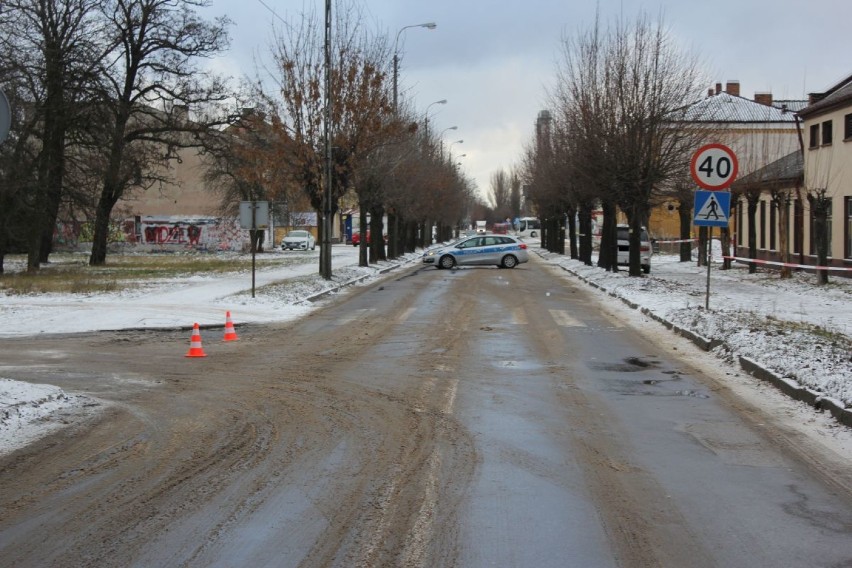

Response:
(0, 273), (480, 566)
(2, 257), (852, 567)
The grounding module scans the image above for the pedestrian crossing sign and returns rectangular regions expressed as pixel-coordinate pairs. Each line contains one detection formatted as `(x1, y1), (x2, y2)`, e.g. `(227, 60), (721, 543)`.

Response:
(693, 190), (731, 227)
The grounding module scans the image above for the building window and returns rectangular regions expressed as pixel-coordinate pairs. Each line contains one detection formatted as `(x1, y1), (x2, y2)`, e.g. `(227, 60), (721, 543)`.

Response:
(809, 124), (819, 148)
(821, 120), (833, 145)
(770, 200), (777, 251)
(845, 197), (852, 259)
(846, 114), (852, 141)
(759, 200), (766, 249)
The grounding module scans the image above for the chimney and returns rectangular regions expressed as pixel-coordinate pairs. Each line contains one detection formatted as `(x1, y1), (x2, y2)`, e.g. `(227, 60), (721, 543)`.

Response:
(715, 82), (722, 94)
(725, 80), (740, 97)
(708, 88), (714, 98)
(754, 92), (773, 106)
(808, 92), (826, 105)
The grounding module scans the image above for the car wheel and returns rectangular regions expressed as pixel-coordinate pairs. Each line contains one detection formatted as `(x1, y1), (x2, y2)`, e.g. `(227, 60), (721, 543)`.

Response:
(439, 255), (456, 269)
(530, 231), (537, 238)
(501, 255), (518, 269)
(642, 264), (650, 274)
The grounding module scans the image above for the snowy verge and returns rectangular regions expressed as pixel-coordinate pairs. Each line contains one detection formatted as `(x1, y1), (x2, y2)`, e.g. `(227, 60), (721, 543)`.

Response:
(0, 378), (101, 455)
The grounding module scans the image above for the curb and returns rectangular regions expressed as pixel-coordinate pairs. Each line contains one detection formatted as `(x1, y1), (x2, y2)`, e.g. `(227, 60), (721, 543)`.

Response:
(547, 253), (852, 428)
(303, 259), (410, 303)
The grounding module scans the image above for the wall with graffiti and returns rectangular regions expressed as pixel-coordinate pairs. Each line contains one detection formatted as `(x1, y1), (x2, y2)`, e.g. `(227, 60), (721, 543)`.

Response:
(121, 216), (251, 251)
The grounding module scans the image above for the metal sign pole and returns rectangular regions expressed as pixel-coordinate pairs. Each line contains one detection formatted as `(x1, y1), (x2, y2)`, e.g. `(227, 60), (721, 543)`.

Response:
(705, 226), (712, 310)
(251, 201), (256, 298)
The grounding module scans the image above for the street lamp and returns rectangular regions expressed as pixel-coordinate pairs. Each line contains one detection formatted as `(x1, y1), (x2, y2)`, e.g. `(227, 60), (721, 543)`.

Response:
(441, 137), (462, 159)
(393, 22), (437, 111)
(424, 99), (447, 137)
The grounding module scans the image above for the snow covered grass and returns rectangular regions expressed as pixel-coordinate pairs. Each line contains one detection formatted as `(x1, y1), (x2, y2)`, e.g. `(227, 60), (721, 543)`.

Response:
(0, 251), (297, 295)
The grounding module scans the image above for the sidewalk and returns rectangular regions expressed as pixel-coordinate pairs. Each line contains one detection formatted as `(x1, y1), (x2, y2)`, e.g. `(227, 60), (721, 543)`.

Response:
(535, 248), (851, 426)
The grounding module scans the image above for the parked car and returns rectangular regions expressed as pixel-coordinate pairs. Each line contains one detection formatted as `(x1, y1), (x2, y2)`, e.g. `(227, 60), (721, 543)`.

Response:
(422, 234), (529, 269)
(351, 231), (387, 246)
(492, 222), (511, 235)
(281, 230), (316, 251)
(616, 224), (652, 273)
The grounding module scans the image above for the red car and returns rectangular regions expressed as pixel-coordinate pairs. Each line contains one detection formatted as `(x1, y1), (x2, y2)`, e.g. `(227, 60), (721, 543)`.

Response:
(351, 231), (387, 246)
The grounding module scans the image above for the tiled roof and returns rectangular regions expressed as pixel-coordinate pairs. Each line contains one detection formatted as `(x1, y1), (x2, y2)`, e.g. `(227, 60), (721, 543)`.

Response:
(798, 74), (852, 118)
(731, 150), (803, 189)
(681, 92), (799, 123)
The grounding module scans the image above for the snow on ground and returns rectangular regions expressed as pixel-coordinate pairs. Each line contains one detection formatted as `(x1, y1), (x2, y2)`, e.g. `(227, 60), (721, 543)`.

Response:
(0, 242), (850, 456)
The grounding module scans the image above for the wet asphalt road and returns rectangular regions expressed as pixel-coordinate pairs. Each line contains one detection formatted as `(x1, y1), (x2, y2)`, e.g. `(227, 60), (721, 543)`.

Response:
(1, 254), (851, 567)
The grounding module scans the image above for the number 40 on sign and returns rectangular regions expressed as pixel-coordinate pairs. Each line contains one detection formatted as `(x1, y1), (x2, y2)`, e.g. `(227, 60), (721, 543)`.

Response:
(690, 143), (738, 191)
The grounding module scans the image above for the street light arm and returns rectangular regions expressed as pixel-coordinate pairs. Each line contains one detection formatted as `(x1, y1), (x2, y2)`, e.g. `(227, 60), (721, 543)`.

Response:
(393, 22), (437, 112)
(395, 22), (437, 51)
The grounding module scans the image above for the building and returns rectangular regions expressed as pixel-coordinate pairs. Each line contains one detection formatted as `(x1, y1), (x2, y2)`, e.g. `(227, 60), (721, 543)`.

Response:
(651, 81), (805, 248)
(796, 74), (852, 269)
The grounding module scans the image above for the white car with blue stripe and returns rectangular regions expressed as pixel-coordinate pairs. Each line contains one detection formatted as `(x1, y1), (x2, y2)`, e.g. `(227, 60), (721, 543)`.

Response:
(423, 234), (529, 269)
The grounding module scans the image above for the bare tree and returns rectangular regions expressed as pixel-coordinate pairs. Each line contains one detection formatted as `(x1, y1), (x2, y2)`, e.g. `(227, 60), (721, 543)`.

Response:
(87, 0), (232, 266)
(262, 2), (398, 276)
(552, 12), (706, 275)
(0, 0), (105, 271)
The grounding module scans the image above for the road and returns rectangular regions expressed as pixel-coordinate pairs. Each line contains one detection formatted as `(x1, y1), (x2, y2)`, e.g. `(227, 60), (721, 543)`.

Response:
(1, 255), (851, 567)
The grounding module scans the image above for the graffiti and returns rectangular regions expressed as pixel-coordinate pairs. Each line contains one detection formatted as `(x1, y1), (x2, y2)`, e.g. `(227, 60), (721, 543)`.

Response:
(122, 217), (248, 251)
(50, 216), (259, 251)
(143, 224), (203, 245)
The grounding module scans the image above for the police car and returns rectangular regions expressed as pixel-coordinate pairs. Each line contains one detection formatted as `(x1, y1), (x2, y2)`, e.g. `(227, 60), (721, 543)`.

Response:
(423, 234), (529, 269)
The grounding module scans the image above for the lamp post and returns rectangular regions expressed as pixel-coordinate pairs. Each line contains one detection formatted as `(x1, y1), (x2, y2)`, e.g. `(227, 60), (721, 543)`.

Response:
(424, 99), (447, 137)
(393, 22), (436, 111)
(445, 138), (463, 159)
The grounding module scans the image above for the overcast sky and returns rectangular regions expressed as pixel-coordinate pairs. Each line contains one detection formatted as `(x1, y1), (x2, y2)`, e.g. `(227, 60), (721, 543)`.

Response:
(203, 0), (851, 202)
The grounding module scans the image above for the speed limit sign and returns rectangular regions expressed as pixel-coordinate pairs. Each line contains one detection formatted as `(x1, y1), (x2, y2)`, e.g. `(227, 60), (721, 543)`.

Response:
(690, 143), (738, 190)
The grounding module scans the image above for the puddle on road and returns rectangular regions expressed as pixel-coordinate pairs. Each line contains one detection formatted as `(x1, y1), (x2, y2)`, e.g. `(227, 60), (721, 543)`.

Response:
(493, 360), (543, 372)
(588, 356), (661, 373)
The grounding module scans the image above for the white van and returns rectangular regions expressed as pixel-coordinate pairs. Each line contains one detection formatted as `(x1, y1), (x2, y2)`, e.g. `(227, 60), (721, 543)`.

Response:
(516, 217), (540, 238)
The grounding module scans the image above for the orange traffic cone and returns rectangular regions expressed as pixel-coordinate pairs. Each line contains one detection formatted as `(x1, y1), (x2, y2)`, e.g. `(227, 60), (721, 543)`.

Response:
(185, 323), (207, 357)
(223, 311), (239, 342)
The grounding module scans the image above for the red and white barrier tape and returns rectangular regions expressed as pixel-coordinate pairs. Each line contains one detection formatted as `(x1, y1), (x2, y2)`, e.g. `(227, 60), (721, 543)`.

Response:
(654, 238), (699, 244)
(722, 256), (852, 272)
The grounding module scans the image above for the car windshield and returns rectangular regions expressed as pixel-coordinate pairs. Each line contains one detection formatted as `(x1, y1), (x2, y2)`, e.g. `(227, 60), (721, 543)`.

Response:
(617, 228), (649, 241)
(288, 231), (308, 237)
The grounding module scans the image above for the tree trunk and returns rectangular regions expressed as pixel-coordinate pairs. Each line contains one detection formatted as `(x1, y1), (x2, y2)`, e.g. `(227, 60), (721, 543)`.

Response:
(811, 194), (830, 285)
(628, 213), (643, 277)
(387, 210), (398, 259)
(90, 193), (118, 266)
(697, 226), (707, 268)
(578, 205), (593, 265)
(598, 200), (617, 271)
(358, 208), (368, 267)
(720, 227), (731, 270)
(566, 207), (578, 259)
(776, 196), (791, 279)
(369, 205), (385, 264)
(747, 195), (758, 274)
(678, 199), (692, 262)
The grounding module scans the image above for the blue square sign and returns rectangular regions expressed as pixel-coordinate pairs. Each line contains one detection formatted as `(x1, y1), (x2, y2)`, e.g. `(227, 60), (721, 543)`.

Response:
(693, 190), (731, 227)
